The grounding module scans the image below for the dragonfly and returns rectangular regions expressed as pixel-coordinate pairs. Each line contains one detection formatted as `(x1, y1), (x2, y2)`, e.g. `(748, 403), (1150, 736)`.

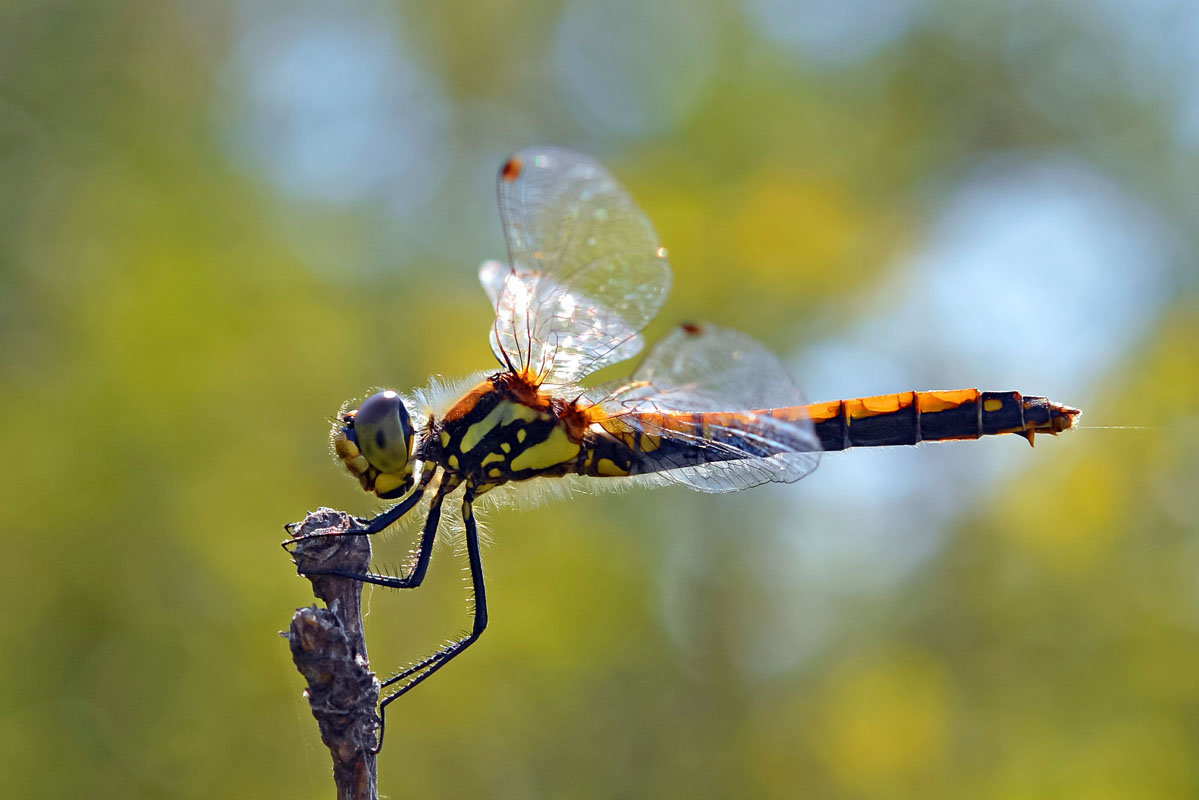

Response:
(295, 147), (1079, 750)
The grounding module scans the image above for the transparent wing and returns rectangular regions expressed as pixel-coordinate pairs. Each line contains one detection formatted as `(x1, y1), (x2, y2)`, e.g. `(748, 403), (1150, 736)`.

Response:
(588, 323), (822, 493)
(484, 147), (672, 386)
(479, 259), (508, 309)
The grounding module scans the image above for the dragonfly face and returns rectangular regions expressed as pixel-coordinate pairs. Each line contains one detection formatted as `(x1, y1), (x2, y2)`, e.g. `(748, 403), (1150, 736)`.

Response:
(296, 146), (1079, 752)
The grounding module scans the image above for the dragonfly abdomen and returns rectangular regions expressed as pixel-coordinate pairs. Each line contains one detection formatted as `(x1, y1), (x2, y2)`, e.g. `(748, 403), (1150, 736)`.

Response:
(782, 389), (1080, 451)
(586, 389), (1079, 481)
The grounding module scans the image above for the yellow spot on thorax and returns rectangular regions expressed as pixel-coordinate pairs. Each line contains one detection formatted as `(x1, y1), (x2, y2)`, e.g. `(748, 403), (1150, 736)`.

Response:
(511, 404), (543, 423)
(460, 401), (544, 453)
(510, 425), (580, 472)
(460, 404), (508, 453)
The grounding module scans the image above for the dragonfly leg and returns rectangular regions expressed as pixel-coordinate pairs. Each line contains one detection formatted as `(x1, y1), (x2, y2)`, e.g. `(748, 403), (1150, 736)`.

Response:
(371, 492), (488, 752)
(282, 469), (435, 548)
(298, 486), (448, 590)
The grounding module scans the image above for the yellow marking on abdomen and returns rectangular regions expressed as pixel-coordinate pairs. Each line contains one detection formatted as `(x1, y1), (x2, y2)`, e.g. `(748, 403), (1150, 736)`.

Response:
(637, 411), (702, 436)
(916, 389), (980, 413)
(481, 452), (505, 467)
(636, 433), (661, 453)
(510, 425), (581, 472)
(983, 397), (1003, 413)
(594, 458), (628, 476)
(845, 393), (914, 419)
(797, 400), (841, 423)
(696, 411), (740, 438)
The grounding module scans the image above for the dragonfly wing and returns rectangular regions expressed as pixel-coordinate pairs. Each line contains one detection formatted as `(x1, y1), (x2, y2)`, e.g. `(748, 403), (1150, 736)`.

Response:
(590, 323), (822, 493)
(478, 259), (513, 364)
(479, 259), (507, 309)
(486, 148), (671, 386)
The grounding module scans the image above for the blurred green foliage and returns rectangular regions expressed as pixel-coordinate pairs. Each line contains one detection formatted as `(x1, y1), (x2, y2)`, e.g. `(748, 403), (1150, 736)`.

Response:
(1, 1), (1196, 798)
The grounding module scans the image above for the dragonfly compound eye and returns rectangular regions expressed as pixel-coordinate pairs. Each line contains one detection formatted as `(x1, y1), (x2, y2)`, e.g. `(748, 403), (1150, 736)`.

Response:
(354, 390), (414, 474)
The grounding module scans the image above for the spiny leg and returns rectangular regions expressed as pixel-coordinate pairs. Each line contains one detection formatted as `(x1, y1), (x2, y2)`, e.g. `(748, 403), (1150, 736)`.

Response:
(300, 484), (449, 589)
(373, 490), (488, 752)
(283, 469), (434, 545)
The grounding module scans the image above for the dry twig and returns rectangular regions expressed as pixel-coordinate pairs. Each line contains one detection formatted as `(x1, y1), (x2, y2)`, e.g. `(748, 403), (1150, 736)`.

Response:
(283, 508), (379, 800)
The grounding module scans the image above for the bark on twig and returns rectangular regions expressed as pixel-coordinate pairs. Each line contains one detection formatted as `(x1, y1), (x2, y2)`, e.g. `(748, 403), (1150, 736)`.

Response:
(283, 508), (379, 800)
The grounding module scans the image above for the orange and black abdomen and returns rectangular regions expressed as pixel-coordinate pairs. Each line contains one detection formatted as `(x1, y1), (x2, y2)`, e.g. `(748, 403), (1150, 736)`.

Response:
(790, 389), (1079, 451)
(584, 389), (1079, 480)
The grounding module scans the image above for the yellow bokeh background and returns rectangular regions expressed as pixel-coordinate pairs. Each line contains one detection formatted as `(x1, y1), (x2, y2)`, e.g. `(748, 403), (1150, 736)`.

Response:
(1, 2), (1196, 798)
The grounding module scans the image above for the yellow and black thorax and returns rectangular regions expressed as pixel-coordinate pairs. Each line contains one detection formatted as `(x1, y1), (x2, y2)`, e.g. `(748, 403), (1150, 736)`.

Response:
(424, 372), (590, 491)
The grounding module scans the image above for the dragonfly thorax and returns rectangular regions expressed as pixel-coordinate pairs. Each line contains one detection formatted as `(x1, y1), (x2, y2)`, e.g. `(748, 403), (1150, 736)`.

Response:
(429, 374), (586, 491)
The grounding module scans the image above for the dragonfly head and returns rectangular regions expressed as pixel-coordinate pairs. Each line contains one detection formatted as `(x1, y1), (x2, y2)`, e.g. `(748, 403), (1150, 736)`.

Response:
(331, 390), (415, 499)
